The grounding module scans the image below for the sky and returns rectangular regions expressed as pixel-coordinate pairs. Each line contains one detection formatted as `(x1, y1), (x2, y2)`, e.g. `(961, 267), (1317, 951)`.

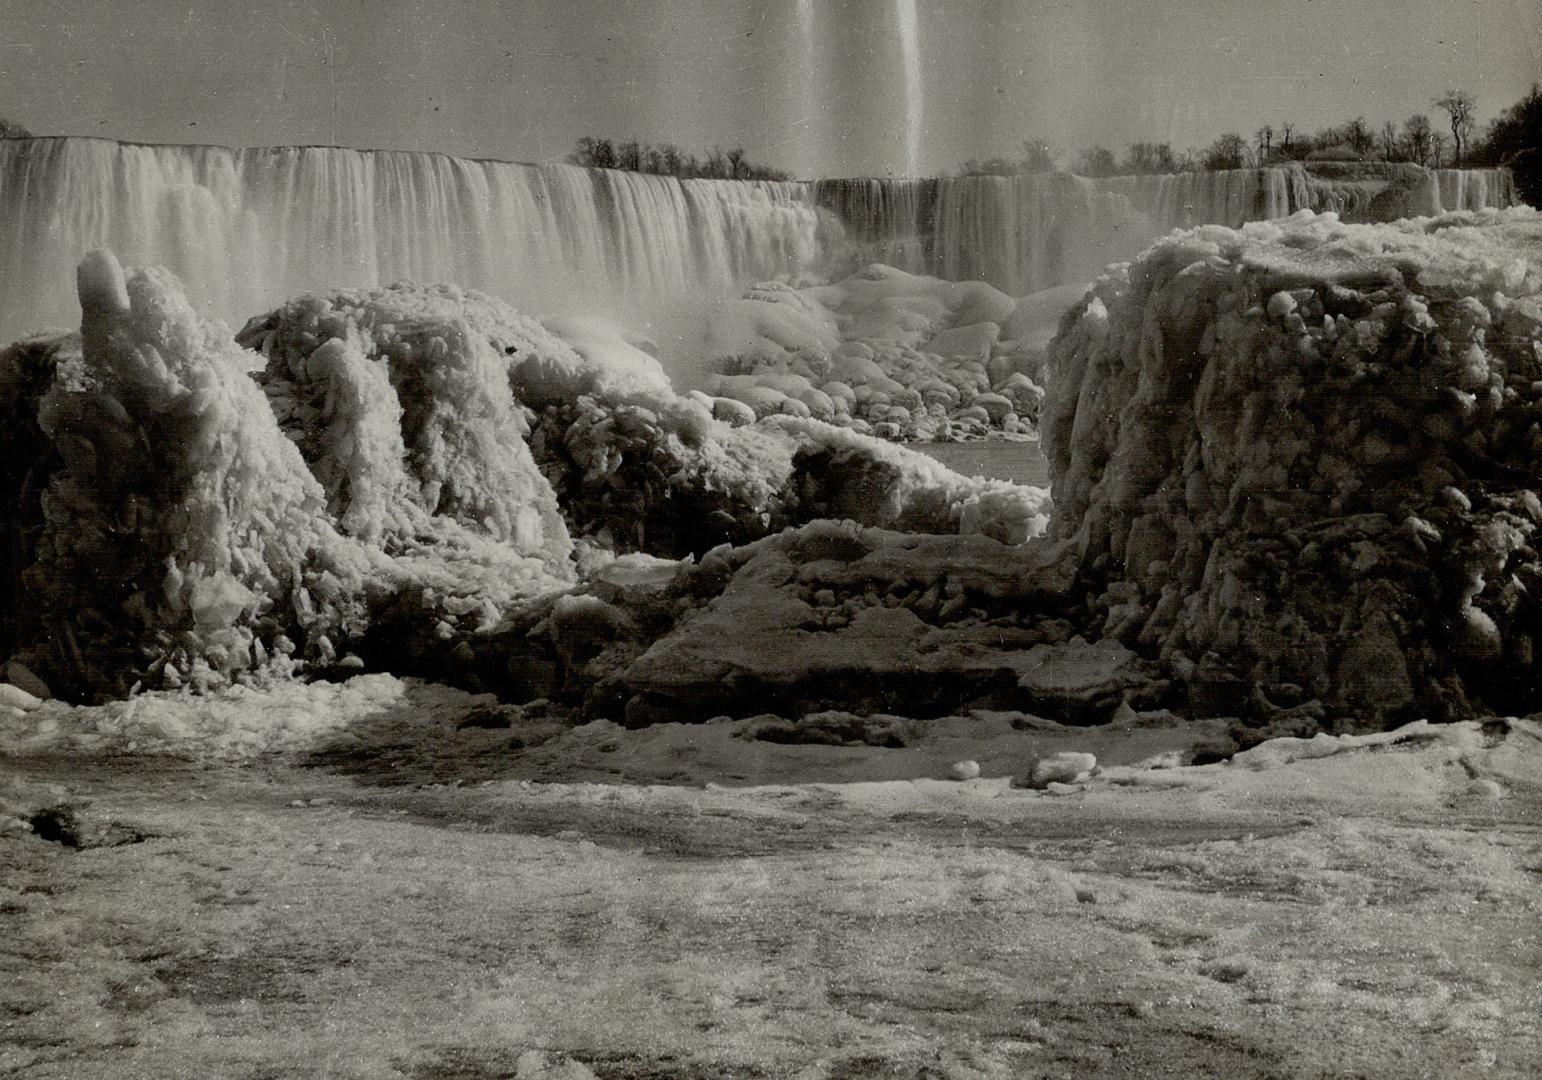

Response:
(1, 0), (1537, 178)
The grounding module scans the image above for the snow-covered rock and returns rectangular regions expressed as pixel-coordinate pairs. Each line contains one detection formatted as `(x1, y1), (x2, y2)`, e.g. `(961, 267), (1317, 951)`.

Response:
(1044, 205), (1542, 723)
(620, 521), (1075, 725)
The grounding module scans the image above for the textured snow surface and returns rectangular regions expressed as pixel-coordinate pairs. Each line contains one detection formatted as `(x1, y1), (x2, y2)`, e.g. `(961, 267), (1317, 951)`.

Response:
(1046, 205), (1542, 726)
(3, 703), (1537, 1078)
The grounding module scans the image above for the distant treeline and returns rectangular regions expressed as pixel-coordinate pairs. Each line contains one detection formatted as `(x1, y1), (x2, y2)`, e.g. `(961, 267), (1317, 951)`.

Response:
(567, 137), (792, 181)
(961, 84), (1541, 205)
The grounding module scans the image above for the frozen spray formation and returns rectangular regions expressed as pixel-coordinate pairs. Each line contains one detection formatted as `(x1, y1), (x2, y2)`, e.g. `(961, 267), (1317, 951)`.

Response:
(0, 254), (1047, 702)
(0, 254), (581, 701)
(0, 137), (1512, 343)
(699, 263), (1052, 442)
(1045, 205), (1542, 729)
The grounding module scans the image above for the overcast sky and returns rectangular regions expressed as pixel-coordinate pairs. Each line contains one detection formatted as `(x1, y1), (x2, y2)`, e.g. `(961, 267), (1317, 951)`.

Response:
(2, 0), (1537, 177)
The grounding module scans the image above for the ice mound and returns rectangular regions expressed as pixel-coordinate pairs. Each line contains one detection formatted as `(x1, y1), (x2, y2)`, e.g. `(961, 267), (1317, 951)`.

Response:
(241, 279), (1050, 562)
(0, 258), (578, 702)
(571, 519), (1077, 727)
(240, 283), (571, 561)
(702, 265), (1070, 441)
(0, 255), (1052, 704)
(1045, 205), (1542, 728)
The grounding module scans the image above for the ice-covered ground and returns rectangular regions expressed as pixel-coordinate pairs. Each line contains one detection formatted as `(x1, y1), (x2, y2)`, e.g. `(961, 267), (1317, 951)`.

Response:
(2, 679), (1539, 1078)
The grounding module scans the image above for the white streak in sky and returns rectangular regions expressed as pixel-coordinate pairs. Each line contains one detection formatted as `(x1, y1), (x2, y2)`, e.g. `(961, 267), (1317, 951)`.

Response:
(797, 0), (816, 170)
(895, 0), (922, 177)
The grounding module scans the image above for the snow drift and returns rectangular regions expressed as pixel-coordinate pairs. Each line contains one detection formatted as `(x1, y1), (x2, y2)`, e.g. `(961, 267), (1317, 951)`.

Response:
(1045, 205), (1542, 727)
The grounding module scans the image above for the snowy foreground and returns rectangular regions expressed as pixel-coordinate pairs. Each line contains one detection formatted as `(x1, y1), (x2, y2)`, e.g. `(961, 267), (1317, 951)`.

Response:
(3, 679), (1540, 1078)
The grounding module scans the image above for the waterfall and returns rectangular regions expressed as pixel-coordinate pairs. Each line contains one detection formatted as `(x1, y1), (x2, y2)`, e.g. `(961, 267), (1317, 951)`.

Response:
(0, 136), (1515, 344)
(0, 137), (827, 342)
(816, 167), (1322, 295)
(815, 164), (1516, 295)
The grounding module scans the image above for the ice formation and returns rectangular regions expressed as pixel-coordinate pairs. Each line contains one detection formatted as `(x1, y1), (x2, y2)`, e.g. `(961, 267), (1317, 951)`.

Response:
(701, 265), (1056, 441)
(239, 281), (1050, 561)
(0, 255), (585, 701)
(0, 255), (1049, 702)
(1045, 205), (1542, 727)
(813, 162), (1513, 296)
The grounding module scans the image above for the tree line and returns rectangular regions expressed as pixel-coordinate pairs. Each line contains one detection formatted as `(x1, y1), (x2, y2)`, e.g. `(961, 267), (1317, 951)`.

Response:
(567, 136), (792, 181)
(958, 85), (1541, 204)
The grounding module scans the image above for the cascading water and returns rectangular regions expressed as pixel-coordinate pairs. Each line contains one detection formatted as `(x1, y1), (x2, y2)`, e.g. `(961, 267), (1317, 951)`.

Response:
(0, 137), (828, 343)
(815, 163), (1515, 295)
(0, 137), (1515, 344)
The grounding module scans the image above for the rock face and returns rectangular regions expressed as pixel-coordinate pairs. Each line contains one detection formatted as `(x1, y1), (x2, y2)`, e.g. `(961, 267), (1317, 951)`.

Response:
(1044, 206), (1542, 724)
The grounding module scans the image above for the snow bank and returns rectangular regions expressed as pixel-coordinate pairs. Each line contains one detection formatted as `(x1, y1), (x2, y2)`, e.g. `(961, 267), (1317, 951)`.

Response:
(701, 265), (1069, 442)
(1045, 206), (1542, 726)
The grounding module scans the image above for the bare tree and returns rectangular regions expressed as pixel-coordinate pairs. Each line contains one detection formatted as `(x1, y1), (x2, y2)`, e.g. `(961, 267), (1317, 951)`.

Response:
(1019, 138), (1056, 174)
(1430, 133), (1449, 169)
(1434, 90), (1476, 164)
(1076, 145), (1117, 177)
(1403, 114), (1433, 165)
(1279, 121), (1295, 156)
(1124, 141), (1176, 174)
(1345, 117), (1375, 158)
(1379, 120), (1399, 161)
(1255, 126), (1274, 162)
(725, 147), (749, 180)
(1202, 133), (1248, 170)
